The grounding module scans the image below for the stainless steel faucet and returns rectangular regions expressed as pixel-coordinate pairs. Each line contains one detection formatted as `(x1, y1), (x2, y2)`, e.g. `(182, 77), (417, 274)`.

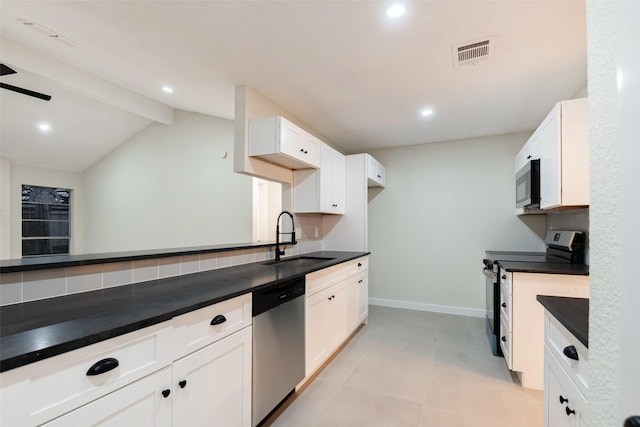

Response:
(275, 210), (297, 261)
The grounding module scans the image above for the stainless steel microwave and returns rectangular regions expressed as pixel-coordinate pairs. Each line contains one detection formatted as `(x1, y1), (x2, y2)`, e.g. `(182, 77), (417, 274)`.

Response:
(516, 159), (540, 208)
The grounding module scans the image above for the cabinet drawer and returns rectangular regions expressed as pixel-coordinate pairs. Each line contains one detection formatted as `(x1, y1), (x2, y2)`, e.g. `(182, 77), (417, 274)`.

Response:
(500, 269), (512, 293)
(500, 282), (512, 325)
(500, 316), (512, 370)
(546, 315), (588, 397)
(306, 263), (348, 296)
(0, 322), (173, 426)
(173, 293), (252, 360)
(345, 257), (369, 277)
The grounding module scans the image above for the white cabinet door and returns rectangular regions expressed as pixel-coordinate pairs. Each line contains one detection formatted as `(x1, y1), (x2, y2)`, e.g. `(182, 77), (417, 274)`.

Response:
(366, 154), (386, 187)
(305, 288), (331, 375)
(538, 104), (562, 209)
(346, 275), (359, 332)
(538, 98), (589, 209)
(43, 367), (172, 427)
(356, 272), (369, 324)
(249, 116), (320, 169)
(172, 326), (252, 427)
(293, 145), (345, 214)
(515, 129), (541, 172)
(326, 281), (348, 352)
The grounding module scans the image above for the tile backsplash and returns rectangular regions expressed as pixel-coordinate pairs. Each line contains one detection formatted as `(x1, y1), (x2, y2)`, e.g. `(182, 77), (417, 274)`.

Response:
(0, 239), (323, 306)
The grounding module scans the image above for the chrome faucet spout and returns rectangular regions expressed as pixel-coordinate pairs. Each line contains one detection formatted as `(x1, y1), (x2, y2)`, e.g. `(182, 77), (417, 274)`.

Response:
(275, 210), (296, 261)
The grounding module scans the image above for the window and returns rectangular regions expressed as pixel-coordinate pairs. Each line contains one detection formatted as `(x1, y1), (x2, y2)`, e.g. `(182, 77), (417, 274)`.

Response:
(21, 185), (71, 257)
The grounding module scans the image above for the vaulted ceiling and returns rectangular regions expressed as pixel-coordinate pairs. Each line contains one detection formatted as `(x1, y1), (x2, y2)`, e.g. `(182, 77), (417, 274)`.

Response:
(0, 1), (587, 172)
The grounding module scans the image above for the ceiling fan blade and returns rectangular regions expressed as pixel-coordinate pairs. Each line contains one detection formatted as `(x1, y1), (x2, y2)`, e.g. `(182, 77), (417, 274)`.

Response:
(0, 82), (52, 101)
(0, 63), (17, 76)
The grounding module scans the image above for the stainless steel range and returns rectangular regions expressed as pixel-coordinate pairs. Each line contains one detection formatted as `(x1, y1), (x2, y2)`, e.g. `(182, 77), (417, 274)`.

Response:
(482, 230), (585, 356)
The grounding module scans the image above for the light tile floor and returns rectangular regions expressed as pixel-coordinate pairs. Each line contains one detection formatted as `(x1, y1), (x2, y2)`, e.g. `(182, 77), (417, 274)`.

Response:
(268, 305), (543, 427)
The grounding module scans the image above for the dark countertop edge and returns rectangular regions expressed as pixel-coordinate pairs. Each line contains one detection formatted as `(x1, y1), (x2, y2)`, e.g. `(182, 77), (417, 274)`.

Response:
(497, 260), (589, 276)
(537, 295), (589, 348)
(0, 251), (370, 372)
(0, 241), (279, 273)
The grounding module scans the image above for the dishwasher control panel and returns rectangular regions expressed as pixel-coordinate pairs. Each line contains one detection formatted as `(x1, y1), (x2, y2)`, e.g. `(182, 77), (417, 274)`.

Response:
(252, 277), (305, 317)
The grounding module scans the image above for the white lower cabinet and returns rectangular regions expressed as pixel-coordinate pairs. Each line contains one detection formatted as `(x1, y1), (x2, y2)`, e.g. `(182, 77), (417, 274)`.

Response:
(42, 367), (172, 427)
(305, 256), (369, 377)
(500, 270), (589, 390)
(544, 314), (589, 427)
(172, 326), (252, 427)
(1, 294), (252, 427)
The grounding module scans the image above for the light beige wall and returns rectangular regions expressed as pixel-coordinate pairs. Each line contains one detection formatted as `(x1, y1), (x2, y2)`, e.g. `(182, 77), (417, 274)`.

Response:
(0, 158), (11, 258)
(81, 110), (253, 253)
(368, 133), (546, 313)
(6, 163), (84, 258)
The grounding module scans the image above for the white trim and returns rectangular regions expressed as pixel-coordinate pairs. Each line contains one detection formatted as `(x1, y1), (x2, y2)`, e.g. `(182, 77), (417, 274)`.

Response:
(369, 297), (485, 318)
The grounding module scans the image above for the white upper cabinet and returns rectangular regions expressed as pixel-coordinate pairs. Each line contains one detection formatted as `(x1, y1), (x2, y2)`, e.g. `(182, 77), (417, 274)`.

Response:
(293, 144), (345, 214)
(538, 98), (589, 209)
(515, 127), (541, 172)
(366, 154), (385, 187)
(249, 116), (320, 169)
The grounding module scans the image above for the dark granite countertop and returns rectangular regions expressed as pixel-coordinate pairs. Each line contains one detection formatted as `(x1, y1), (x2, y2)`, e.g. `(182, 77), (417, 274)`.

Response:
(485, 250), (589, 275)
(537, 295), (589, 348)
(0, 241), (278, 273)
(498, 261), (589, 275)
(0, 250), (368, 372)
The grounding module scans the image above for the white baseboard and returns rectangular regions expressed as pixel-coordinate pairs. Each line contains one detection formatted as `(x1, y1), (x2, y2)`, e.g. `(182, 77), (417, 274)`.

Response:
(368, 297), (485, 318)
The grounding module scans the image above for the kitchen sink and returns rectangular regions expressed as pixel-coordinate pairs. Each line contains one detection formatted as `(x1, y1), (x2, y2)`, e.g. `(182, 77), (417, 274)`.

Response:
(262, 256), (335, 267)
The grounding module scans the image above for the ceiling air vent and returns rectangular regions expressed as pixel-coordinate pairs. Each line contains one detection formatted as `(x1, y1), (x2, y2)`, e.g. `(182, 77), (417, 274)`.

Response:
(452, 37), (494, 67)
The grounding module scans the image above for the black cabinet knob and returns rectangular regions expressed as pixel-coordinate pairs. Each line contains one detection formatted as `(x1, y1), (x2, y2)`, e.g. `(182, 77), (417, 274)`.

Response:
(625, 416), (640, 427)
(210, 314), (227, 326)
(563, 345), (579, 361)
(501, 336), (507, 342)
(162, 389), (171, 398)
(559, 395), (569, 404)
(178, 380), (187, 389)
(502, 275), (506, 280)
(86, 357), (119, 376)
(527, 155), (532, 159)
(377, 174), (381, 178)
(566, 407), (576, 416)
(358, 280), (363, 283)
(358, 263), (362, 267)
(501, 302), (507, 308)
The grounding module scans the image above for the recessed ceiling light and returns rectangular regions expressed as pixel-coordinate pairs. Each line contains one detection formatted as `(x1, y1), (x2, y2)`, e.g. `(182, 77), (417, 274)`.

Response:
(420, 109), (434, 117)
(162, 86), (173, 94)
(387, 4), (406, 18)
(37, 123), (51, 132)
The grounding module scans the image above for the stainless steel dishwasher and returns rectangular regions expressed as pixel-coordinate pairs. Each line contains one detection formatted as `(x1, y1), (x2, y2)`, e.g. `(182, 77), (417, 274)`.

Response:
(252, 276), (305, 426)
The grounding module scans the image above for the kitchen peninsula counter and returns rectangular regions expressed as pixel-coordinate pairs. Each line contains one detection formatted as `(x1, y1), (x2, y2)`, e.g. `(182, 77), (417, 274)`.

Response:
(0, 251), (368, 372)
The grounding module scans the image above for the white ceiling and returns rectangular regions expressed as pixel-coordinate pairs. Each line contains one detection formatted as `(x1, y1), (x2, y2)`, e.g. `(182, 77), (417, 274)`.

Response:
(0, 1), (587, 173)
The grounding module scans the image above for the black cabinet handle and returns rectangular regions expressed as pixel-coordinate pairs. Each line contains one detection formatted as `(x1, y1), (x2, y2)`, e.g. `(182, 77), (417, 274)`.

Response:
(502, 275), (506, 280)
(86, 357), (119, 376)
(625, 416), (640, 427)
(566, 407), (576, 416)
(358, 263), (362, 267)
(358, 279), (363, 283)
(501, 336), (506, 342)
(178, 380), (187, 389)
(377, 174), (381, 178)
(210, 315), (227, 326)
(162, 389), (171, 398)
(501, 302), (507, 308)
(527, 155), (532, 159)
(559, 395), (569, 404)
(563, 345), (579, 361)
